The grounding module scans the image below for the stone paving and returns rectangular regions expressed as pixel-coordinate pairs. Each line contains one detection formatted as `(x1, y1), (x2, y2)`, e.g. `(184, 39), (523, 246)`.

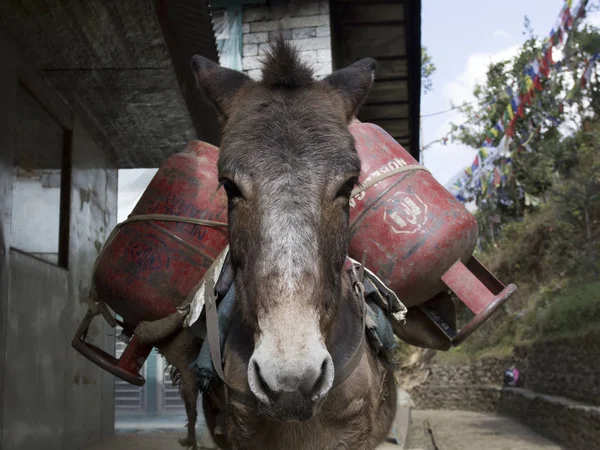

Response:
(85, 410), (563, 450)
(405, 410), (563, 450)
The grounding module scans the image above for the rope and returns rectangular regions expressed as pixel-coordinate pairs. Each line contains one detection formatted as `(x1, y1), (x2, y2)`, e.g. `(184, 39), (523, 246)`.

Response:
(351, 164), (430, 198)
(118, 214), (227, 229)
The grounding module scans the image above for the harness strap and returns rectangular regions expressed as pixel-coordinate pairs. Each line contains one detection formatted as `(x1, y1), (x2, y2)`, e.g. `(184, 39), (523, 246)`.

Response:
(204, 264), (257, 406)
(333, 262), (367, 386)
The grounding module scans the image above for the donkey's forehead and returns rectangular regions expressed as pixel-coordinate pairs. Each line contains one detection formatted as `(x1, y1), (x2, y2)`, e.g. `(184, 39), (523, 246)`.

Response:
(218, 86), (360, 178)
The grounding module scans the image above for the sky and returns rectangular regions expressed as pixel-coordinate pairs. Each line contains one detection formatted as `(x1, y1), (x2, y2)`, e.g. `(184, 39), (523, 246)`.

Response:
(119, 1), (594, 220)
(421, 0), (590, 187)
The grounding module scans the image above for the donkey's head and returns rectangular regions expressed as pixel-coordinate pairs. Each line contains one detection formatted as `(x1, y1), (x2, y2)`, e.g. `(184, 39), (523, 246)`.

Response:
(192, 41), (375, 421)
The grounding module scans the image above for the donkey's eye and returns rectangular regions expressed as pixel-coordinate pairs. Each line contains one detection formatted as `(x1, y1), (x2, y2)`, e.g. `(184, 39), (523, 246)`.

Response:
(336, 177), (359, 199)
(219, 178), (244, 201)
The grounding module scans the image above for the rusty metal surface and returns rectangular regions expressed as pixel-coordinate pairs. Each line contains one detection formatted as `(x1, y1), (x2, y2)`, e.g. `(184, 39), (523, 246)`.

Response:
(440, 257), (517, 345)
(466, 256), (506, 295)
(349, 120), (479, 308)
(72, 310), (150, 386)
(453, 283), (518, 346)
(92, 141), (228, 327)
(75, 141), (228, 381)
(441, 260), (494, 315)
(348, 120), (516, 347)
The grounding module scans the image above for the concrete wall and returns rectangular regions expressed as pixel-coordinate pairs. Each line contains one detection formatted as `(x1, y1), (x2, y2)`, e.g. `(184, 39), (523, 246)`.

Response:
(242, 1), (332, 80)
(0, 32), (117, 450)
(0, 32), (18, 450)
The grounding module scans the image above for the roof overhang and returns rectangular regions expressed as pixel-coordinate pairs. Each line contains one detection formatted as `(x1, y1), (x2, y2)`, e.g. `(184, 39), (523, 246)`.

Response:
(0, 0), (219, 168)
(330, 0), (422, 161)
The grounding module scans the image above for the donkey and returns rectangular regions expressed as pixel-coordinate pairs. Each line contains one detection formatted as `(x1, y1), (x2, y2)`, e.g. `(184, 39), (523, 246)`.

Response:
(190, 40), (397, 450)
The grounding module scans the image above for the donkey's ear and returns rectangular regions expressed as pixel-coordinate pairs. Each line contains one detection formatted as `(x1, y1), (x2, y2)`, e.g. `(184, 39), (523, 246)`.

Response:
(191, 55), (251, 120)
(322, 58), (376, 121)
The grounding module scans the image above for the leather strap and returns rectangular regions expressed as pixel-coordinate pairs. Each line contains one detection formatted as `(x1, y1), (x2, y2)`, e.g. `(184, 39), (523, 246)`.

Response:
(333, 262), (366, 386)
(204, 264), (257, 406)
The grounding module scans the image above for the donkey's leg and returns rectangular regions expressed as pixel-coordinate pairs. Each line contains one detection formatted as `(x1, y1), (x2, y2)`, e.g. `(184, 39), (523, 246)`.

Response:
(178, 367), (200, 450)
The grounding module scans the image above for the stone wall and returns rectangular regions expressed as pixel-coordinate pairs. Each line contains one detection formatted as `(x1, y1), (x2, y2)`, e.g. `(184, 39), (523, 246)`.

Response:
(410, 384), (503, 413)
(407, 333), (600, 409)
(420, 357), (520, 386)
(242, 1), (332, 80)
(515, 332), (600, 406)
(403, 333), (600, 450)
(500, 388), (600, 450)
(404, 357), (515, 412)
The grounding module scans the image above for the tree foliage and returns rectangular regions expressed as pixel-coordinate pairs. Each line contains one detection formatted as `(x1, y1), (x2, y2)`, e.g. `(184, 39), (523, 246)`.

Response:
(451, 16), (600, 279)
(421, 46), (436, 94)
(448, 16), (600, 354)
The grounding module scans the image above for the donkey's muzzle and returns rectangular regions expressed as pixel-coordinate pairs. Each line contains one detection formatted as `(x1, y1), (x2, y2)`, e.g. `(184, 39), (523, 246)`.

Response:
(248, 354), (334, 408)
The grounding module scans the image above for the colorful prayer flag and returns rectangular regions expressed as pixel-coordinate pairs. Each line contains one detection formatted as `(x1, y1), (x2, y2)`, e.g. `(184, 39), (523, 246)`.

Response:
(471, 155), (480, 173)
(581, 59), (594, 87)
(479, 147), (489, 161)
(511, 95), (520, 116)
(493, 167), (502, 187)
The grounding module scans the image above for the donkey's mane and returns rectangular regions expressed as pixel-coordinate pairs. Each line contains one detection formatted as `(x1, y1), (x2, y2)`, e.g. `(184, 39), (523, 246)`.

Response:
(260, 39), (314, 89)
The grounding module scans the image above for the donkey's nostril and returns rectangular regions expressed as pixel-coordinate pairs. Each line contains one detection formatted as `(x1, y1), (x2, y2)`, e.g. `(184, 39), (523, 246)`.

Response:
(309, 358), (329, 394)
(308, 356), (335, 400)
(249, 359), (276, 403)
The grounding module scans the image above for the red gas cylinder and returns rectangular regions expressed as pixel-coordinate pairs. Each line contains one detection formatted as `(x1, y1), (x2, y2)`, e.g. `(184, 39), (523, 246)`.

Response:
(72, 141), (228, 386)
(348, 119), (516, 346)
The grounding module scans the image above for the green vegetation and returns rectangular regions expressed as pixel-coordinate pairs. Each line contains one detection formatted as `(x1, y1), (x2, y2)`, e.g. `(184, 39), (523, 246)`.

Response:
(446, 17), (600, 358)
(421, 46), (436, 94)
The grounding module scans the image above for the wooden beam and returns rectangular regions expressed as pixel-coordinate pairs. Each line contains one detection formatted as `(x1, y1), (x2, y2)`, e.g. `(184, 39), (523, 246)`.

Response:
(339, 3), (405, 23)
(359, 103), (409, 121)
(336, 0), (409, 3)
(343, 25), (406, 59)
(376, 58), (408, 79)
(367, 80), (408, 103)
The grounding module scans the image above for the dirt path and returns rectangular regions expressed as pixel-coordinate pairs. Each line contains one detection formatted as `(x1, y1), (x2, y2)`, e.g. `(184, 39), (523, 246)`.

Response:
(84, 410), (563, 450)
(403, 410), (564, 450)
